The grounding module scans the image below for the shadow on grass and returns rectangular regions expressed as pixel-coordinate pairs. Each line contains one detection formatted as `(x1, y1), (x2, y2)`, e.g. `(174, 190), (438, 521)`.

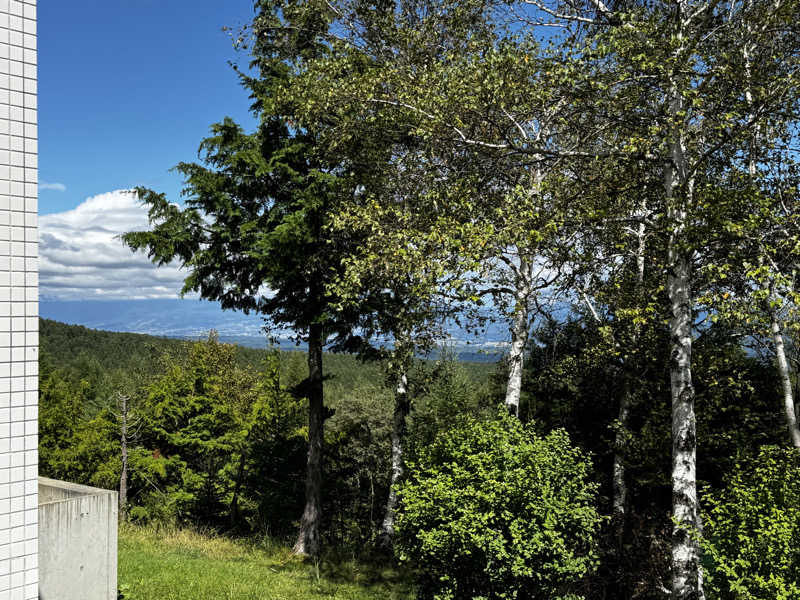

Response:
(279, 544), (415, 597)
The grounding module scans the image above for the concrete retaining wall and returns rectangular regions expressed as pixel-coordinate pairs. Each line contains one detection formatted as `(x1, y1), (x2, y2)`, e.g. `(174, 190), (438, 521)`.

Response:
(38, 477), (117, 600)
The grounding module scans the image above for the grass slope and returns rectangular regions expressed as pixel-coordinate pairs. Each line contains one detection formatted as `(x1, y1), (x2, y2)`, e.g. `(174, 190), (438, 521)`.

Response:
(119, 525), (413, 600)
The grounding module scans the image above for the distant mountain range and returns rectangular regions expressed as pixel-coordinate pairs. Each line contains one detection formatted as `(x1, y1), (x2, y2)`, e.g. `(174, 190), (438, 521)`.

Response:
(41, 298), (271, 343)
(40, 299), (509, 362)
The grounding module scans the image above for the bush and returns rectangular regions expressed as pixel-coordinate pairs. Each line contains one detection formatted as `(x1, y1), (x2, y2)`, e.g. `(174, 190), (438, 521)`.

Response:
(702, 446), (800, 600)
(395, 412), (602, 600)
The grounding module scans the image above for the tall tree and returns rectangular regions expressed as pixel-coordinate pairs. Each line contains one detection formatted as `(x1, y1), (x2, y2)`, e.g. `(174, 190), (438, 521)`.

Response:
(216, 0), (799, 588)
(123, 37), (362, 554)
(281, 0), (588, 417)
(591, 2), (799, 594)
(327, 156), (469, 545)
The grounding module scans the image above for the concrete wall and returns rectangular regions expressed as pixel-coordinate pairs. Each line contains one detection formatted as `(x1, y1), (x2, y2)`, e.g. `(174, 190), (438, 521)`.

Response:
(0, 0), (38, 598)
(38, 478), (118, 600)
(39, 478), (109, 504)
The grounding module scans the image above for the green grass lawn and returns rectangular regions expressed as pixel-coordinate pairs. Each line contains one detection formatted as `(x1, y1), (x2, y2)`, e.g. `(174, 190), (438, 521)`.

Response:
(118, 524), (414, 600)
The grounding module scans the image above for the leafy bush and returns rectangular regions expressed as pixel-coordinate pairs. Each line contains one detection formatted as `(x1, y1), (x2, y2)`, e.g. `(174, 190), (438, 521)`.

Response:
(702, 446), (800, 600)
(395, 412), (602, 600)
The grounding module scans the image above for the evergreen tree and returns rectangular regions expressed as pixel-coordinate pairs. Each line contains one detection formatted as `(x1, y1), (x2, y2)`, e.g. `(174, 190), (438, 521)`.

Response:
(123, 35), (363, 554)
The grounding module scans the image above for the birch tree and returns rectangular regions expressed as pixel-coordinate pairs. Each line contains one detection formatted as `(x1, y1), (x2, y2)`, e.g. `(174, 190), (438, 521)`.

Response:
(599, 2), (799, 594)
(277, 2), (588, 415)
(328, 156), (472, 545)
(699, 162), (800, 449)
(251, 0), (800, 590)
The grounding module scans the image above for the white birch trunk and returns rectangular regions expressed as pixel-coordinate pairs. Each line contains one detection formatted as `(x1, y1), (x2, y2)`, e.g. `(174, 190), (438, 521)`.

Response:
(502, 147), (542, 419)
(505, 276), (531, 417)
(612, 213), (647, 528)
(666, 62), (703, 596)
(741, 16), (798, 450)
(668, 248), (702, 600)
(378, 371), (409, 545)
(771, 312), (800, 448)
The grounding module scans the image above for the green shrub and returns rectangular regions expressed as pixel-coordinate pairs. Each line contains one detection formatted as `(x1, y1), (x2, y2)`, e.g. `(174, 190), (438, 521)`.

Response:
(395, 412), (602, 600)
(702, 446), (800, 600)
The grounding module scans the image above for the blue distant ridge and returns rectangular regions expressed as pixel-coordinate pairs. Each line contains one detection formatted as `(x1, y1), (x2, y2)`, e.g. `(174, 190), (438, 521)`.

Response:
(40, 299), (508, 363)
(40, 298), (269, 340)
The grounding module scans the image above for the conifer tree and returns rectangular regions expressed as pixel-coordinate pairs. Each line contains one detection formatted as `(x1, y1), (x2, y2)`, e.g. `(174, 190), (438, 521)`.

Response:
(123, 37), (361, 556)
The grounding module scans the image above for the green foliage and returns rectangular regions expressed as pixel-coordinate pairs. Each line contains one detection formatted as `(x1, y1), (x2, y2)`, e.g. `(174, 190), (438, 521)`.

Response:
(132, 334), (307, 528)
(39, 321), (481, 548)
(702, 446), (800, 600)
(40, 318), (394, 406)
(40, 319), (180, 378)
(396, 412), (602, 600)
(324, 381), (393, 547)
(408, 348), (492, 451)
(694, 335), (786, 483)
(38, 356), (88, 479)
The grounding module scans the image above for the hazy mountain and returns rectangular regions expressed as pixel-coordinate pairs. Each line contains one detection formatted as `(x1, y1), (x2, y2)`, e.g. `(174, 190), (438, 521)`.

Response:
(41, 298), (271, 341)
(40, 299), (508, 361)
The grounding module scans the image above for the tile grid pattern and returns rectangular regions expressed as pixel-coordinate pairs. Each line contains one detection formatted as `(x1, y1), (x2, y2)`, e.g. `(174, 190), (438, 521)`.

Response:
(0, 0), (37, 598)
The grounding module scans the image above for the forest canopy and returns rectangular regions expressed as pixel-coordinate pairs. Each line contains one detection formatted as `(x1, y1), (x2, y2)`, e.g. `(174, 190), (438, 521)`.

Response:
(43, 0), (800, 597)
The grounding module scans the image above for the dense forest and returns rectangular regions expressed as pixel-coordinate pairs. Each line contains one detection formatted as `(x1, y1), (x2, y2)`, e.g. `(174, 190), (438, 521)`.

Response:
(41, 315), (797, 598)
(44, 0), (800, 597)
(39, 319), (495, 544)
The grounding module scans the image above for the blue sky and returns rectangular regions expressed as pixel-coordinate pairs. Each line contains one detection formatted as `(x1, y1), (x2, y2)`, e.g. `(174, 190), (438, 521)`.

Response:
(39, 1), (257, 216)
(37, 1), (262, 300)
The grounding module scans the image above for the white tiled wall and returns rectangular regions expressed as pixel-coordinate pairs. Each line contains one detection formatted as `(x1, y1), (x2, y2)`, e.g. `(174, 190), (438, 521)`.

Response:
(0, 0), (37, 598)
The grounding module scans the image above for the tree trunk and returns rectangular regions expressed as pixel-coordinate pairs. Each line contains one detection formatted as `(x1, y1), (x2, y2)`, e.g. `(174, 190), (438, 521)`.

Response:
(293, 322), (325, 558)
(612, 382), (632, 531)
(771, 311), (800, 448)
(505, 281), (530, 417)
(119, 393), (128, 519)
(742, 23), (798, 449)
(668, 250), (702, 599)
(666, 74), (703, 595)
(612, 215), (646, 535)
(377, 370), (410, 547)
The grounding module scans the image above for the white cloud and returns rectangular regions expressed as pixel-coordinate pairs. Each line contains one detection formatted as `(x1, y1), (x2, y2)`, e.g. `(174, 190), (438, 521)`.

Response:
(39, 190), (189, 300)
(39, 181), (67, 192)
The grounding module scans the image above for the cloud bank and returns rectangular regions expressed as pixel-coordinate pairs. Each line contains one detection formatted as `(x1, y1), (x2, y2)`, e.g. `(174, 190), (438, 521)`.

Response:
(39, 190), (188, 300)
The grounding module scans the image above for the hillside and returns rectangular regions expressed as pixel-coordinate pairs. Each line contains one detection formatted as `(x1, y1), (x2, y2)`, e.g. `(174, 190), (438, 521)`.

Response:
(39, 318), (497, 406)
(38, 317), (501, 557)
(40, 299), (510, 362)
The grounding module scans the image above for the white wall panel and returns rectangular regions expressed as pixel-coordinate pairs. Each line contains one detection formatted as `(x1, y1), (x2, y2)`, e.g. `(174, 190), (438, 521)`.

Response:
(0, 0), (36, 598)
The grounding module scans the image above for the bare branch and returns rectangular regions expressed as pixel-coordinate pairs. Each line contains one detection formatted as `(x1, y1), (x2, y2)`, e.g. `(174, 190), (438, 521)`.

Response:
(521, 0), (597, 24)
(582, 291), (602, 323)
